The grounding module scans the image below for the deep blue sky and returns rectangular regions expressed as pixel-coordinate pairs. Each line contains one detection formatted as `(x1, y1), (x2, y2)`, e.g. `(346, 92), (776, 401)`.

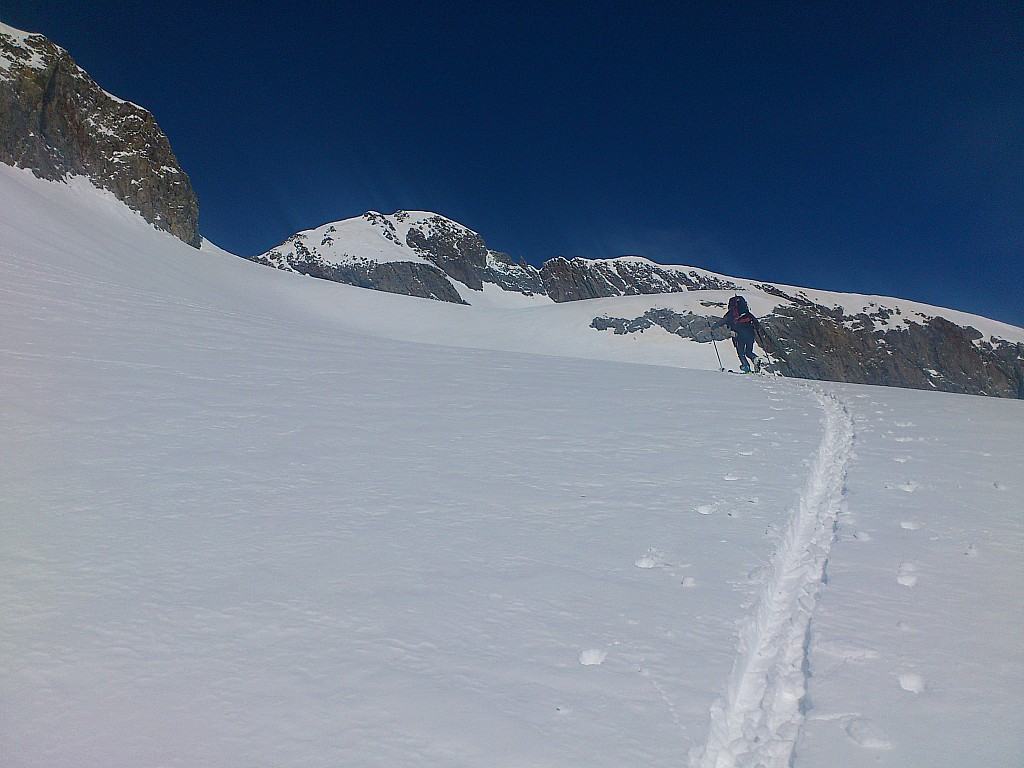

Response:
(5, 1), (1023, 325)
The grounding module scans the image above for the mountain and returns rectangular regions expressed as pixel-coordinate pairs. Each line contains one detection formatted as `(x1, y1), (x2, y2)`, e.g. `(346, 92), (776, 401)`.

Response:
(0, 22), (199, 246)
(3, 138), (1023, 768)
(251, 210), (546, 304)
(2, 19), (1020, 399)
(254, 212), (1024, 399)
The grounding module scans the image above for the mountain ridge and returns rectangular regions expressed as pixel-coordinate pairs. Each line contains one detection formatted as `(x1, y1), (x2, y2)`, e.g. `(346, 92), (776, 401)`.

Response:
(1, 21), (1021, 398)
(250, 208), (1024, 398)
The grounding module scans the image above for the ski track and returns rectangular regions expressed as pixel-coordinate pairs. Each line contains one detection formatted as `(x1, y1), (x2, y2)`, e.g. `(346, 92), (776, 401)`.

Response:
(691, 387), (855, 768)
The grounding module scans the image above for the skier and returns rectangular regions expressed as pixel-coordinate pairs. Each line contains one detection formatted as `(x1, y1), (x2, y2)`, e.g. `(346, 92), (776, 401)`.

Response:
(713, 295), (762, 373)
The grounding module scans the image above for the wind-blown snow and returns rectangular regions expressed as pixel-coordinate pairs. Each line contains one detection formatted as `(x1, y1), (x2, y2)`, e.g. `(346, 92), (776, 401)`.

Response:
(2, 163), (1022, 766)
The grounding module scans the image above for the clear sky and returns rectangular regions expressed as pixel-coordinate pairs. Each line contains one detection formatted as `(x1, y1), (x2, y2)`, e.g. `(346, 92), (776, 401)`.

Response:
(5, 1), (1022, 326)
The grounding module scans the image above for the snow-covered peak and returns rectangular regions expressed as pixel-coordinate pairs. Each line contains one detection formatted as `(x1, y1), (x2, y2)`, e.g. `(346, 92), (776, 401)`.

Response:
(253, 209), (547, 301)
(0, 22), (54, 75)
(265, 209), (484, 267)
(279, 213), (430, 266)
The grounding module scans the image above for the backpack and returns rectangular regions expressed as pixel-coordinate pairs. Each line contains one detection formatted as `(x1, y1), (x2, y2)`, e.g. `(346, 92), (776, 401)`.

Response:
(729, 295), (750, 315)
(727, 295), (754, 328)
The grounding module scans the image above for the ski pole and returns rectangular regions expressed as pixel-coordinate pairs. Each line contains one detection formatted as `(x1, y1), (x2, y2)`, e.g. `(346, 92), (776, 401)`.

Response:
(707, 319), (724, 371)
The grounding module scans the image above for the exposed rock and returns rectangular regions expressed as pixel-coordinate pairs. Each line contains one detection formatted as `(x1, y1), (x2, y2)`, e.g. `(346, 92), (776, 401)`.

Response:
(251, 231), (466, 304)
(397, 212), (546, 295)
(482, 250), (546, 295)
(0, 23), (200, 247)
(252, 210), (547, 304)
(402, 211), (488, 290)
(761, 306), (1024, 398)
(592, 305), (1024, 398)
(592, 308), (732, 343)
(540, 256), (741, 301)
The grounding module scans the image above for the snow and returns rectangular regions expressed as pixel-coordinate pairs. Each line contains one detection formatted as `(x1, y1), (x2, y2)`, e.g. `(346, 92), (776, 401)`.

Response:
(259, 210), (488, 270)
(2, 162), (1023, 767)
(263, 213), (435, 267)
(0, 22), (48, 74)
(451, 279), (552, 308)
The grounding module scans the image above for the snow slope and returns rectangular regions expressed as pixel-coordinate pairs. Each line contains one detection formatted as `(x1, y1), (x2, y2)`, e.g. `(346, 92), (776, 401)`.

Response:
(2, 165), (1022, 767)
(255, 209), (1024, 346)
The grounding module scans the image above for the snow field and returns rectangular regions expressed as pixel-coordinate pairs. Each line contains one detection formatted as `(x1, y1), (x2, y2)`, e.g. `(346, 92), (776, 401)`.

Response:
(796, 387), (1024, 766)
(1, 166), (1022, 766)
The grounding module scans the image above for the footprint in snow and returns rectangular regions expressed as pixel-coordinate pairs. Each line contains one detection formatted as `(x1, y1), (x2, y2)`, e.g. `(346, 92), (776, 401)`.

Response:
(900, 521), (922, 530)
(635, 548), (666, 569)
(695, 503), (717, 515)
(897, 562), (918, 587)
(723, 474), (741, 481)
(964, 543), (979, 557)
(993, 482), (1007, 491)
(843, 717), (894, 750)
(893, 455), (911, 463)
(898, 672), (926, 693)
(680, 576), (696, 588)
(579, 649), (607, 666)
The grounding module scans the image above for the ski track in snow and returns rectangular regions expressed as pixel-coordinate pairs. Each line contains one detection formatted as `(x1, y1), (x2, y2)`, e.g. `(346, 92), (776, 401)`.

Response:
(691, 388), (855, 768)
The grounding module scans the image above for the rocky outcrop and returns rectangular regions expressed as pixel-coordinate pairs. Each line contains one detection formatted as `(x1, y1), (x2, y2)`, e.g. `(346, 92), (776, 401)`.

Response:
(592, 308), (732, 342)
(388, 212), (546, 296)
(483, 250), (546, 295)
(251, 228), (466, 304)
(0, 23), (200, 247)
(760, 306), (1024, 398)
(540, 256), (741, 302)
(401, 211), (488, 290)
(592, 305), (1024, 398)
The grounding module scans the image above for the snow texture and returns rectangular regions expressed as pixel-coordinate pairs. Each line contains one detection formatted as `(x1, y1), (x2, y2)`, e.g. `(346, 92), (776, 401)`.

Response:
(692, 391), (854, 768)
(2, 163), (1023, 767)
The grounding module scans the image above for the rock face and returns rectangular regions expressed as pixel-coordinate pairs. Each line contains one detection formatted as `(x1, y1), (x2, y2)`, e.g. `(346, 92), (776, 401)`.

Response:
(0, 23), (200, 247)
(592, 305), (1024, 399)
(761, 305), (1024, 398)
(539, 256), (741, 301)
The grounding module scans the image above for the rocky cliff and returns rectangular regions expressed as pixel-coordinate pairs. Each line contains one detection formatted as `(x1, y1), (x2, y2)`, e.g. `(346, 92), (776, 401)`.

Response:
(538, 256), (743, 301)
(0, 23), (200, 247)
